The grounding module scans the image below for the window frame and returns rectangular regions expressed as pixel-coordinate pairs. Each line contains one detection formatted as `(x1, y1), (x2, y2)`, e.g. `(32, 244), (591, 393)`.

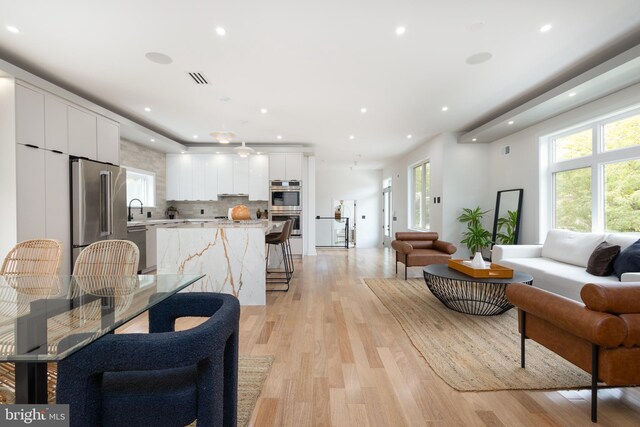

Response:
(543, 105), (640, 234)
(409, 158), (431, 231)
(125, 166), (156, 207)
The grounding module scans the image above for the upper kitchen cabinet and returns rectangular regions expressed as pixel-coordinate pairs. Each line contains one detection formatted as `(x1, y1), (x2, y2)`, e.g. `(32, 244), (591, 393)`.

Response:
(166, 155), (180, 200)
(15, 83), (45, 147)
(269, 153), (303, 181)
(192, 155), (218, 201)
(249, 155), (269, 200)
(97, 116), (120, 164)
(44, 95), (68, 153)
(216, 154), (234, 195)
(233, 157), (249, 195)
(68, 106), (97, 159)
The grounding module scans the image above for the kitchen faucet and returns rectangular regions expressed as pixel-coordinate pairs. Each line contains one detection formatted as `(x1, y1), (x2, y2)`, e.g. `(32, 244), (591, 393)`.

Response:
(128, 198), (143, 221)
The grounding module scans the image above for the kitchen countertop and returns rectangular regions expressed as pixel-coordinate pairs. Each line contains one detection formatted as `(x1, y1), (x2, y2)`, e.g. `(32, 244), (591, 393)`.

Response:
(128, 218), (278, 230)
(128, 218), (227, 227)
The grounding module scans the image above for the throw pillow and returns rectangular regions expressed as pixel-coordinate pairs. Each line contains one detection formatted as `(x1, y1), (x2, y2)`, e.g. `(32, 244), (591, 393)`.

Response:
(613, 238), (640, 279)
(586, 241), (620, 276)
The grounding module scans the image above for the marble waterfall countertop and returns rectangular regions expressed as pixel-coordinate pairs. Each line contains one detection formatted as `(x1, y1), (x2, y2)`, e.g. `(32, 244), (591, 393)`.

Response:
(156, 220), (278, 305)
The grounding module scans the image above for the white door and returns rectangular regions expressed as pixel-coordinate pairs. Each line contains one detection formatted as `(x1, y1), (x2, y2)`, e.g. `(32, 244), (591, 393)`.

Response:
(382, 186), (392, 247)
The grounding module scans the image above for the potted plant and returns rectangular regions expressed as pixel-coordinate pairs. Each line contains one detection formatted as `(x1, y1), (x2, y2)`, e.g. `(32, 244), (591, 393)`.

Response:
(165, 206), (179, 219)
(457, 206), (492, 256)
(496, 210), (518, 245)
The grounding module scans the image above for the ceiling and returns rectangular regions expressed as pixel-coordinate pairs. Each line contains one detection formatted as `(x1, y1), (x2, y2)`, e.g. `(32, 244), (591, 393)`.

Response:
(1, 0), (640, 169)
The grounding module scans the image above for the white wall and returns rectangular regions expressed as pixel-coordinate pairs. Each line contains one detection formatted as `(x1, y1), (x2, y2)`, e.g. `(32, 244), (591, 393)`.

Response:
(315, 168), (382, 248)
(488, 82), (640, 244)
(382, 132), (491, 256)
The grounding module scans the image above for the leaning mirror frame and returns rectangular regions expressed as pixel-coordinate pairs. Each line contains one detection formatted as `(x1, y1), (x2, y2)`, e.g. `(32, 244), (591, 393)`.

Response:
(491, 189), (524, 248)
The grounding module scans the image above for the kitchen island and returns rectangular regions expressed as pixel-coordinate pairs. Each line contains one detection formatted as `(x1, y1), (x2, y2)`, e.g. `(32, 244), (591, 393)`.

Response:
(156, 220), (275, 305)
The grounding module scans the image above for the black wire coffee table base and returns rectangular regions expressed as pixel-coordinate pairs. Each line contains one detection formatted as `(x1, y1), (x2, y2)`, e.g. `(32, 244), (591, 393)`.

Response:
(423, 264), (533, 316)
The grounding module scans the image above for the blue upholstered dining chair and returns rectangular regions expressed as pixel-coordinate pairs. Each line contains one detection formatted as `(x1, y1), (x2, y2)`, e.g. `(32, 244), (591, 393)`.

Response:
(56, 292), (240, 427)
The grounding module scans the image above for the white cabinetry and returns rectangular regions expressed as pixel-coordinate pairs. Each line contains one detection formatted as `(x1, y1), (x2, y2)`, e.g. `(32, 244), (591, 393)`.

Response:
(16, 144), (46, 240)
(45, 151), (71, 275)
(146, 225), (157, 269)
(192, 155), (218, 201)
(45, 96), (68, 152)
(166, 155), (180, 200)
(269, 153), (303, 181)
(249, 155), (269, 200)
(233, 157), (249, 194)
(216, 155), (234, 195)
(68, 106), (97, 159)
(178, 155), (193, 200)
(15, 84), (45, 147)
(97, 117), (119, 164)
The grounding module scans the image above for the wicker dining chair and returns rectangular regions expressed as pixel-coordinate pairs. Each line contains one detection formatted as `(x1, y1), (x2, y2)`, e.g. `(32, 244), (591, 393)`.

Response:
(73, 240), (139, 276)
(0, 239), (63, 403)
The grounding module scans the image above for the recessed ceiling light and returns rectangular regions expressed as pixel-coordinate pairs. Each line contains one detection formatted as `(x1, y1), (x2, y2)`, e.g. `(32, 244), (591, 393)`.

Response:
(276, 135), (282, 140)
(395, 26), (406, 35)
(441, 106), (449, 112)
(360, 107), (367, 113)
(6, 26), (20, 34)
(508, 120), (514, 125)
(150, 138), (155, 142)
(465, 52), (493, 65)
(540, 24), (552, 33)
(181, 151), (186, 154)
(145, 52), (173, 65)
(407, 134), (412, 139)
(472, 138), (477, 142)
(568, 92), (577, 97)
(219, 96), (231, 102)
(216, 151), (221, 154)
(257, 152), (262, 155)
(260, 108), (268, 114)
(215, 27), (226, 36)
(144, 107), (151, 112)
(349, 135), (355, 140)
(193, 135), (198, 139)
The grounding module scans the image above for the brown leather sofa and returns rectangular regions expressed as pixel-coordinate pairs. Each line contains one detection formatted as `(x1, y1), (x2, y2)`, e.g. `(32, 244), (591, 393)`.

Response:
(391, 232), (457, 279)
(506, 283), (640, 423)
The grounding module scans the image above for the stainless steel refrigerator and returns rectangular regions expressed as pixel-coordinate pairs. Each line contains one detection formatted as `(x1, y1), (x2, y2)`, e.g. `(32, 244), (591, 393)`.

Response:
(70, 158), (127, 270)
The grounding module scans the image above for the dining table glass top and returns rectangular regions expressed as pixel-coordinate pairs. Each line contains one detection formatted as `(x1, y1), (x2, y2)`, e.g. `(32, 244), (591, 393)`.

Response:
(0, 274), (204, 362)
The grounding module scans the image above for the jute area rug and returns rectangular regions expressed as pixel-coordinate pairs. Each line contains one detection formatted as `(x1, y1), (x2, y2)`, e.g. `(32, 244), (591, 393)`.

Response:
(364, 278), (591, 392)
(1, 355), (274, 427)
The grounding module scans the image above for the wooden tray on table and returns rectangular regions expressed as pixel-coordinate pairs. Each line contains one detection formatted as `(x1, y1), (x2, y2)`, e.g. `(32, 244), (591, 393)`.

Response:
(447, 259), (514, 279)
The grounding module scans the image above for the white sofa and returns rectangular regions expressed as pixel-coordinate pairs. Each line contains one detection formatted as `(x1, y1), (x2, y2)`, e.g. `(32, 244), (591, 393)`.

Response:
(493, 229), (640, 302)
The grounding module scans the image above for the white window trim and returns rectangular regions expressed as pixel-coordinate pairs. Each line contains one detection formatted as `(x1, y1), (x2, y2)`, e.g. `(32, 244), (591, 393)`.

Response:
(125, 166), (156, 208)
(541, 104), (640, 236)
(408, 158), (431, 231)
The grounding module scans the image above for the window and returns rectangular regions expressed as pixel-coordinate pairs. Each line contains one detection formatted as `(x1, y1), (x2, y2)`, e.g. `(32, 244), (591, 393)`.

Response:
(126, 167), (155, 207)
(545, 107), (640, 233)
(410, 160), (430, 230)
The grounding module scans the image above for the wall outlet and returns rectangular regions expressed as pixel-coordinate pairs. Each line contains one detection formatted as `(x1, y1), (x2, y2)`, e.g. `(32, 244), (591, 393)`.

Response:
(146, 212), (151, 218)
(362, 215), (366, 219)
(200, 209), (205, 214)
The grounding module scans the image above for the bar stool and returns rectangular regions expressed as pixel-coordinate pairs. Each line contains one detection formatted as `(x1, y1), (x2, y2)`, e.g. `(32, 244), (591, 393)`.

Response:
(266, 220), (293, 291)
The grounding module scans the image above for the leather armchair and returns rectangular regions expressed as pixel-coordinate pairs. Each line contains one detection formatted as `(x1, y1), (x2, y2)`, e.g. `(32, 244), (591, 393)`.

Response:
(391, 232), (457, 279)
(506, 283), (640, 423)
(56, 292), (240, 427)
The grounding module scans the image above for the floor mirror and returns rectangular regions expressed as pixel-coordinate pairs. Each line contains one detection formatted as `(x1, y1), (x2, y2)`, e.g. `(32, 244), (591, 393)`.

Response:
(491, 189), (523, 247)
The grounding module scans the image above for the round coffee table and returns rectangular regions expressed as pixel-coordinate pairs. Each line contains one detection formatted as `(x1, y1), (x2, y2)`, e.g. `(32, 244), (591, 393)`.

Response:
(423, 264), (533, 316)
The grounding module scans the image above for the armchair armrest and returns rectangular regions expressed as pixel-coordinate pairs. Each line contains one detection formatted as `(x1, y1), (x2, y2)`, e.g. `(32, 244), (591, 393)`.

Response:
(492, 244), (542, 262)
(621, 272), (640, 282)
(433, 240), (457, 255)
(506, 283), (626, 348)
(391, 240), (414, 254)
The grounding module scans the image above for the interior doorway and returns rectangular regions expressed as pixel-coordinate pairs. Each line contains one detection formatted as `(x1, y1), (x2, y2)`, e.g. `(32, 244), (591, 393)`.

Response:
(332, 199), (356, 247)
(382, 183), (392, 247)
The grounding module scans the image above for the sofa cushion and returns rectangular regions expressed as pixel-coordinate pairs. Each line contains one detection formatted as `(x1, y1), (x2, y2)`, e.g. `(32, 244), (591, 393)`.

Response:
(613, 239), (640, 279)
(606, 233), (640, 251)
(541, 229), (605, 267)
(587, 241), (621, 276)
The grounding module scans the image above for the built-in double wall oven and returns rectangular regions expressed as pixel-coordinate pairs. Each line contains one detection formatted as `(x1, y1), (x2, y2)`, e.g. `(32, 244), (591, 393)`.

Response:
(270, 180), (302, 236)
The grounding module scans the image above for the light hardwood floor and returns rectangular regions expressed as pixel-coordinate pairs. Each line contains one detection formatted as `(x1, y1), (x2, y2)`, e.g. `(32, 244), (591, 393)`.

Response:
(122, 248), (640, 426)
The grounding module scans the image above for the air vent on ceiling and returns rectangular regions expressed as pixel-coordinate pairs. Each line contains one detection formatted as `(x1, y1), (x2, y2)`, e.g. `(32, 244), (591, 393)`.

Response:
(188, 72), (209, 85)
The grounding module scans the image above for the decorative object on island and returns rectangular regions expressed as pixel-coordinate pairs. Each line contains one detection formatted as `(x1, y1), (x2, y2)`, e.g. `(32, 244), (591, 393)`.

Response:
(231, 204), (251, 220)
(165, 206), (179, 219)
(491, 189), (523, 246)
(256, 209), (262, 219)
(457, 206), (492, 256)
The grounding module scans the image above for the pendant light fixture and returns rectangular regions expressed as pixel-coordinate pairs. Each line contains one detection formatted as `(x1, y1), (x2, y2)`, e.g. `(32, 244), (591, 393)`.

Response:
(210, 131), (236, 144)
(234, 141), (255, 157)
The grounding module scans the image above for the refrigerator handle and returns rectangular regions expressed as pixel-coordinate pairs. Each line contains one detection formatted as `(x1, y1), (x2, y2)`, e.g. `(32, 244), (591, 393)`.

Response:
(100, 171), (113, 236)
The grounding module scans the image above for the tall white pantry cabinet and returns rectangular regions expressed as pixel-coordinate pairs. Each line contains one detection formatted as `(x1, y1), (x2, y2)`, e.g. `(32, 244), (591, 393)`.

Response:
(12, 81), (120, 274)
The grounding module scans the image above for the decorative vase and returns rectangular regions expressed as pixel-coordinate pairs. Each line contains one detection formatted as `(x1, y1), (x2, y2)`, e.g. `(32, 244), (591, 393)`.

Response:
(471, 252), (486, 269)
(256, 209), (262, 219)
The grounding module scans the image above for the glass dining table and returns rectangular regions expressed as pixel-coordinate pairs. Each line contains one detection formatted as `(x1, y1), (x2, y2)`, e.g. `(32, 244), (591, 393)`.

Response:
(0, 274), (205, 404)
